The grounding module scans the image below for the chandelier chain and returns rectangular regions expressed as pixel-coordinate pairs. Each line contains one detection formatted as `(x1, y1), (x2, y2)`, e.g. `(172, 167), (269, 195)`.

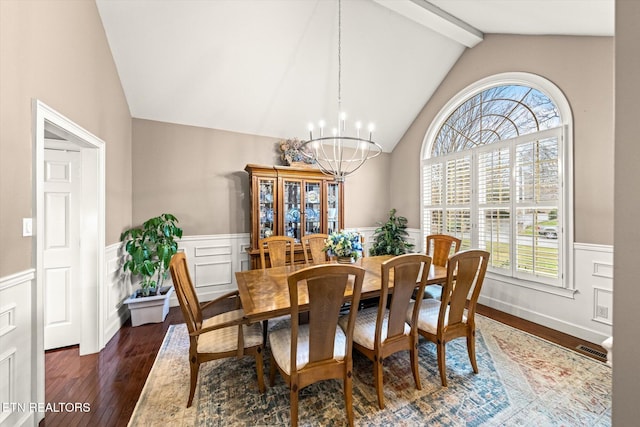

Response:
(300, 0), (382, 182)
(338, 0), (342, 109)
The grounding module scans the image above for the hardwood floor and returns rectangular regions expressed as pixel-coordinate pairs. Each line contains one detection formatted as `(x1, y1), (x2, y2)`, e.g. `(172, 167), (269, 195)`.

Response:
(40, 304), (607, 427)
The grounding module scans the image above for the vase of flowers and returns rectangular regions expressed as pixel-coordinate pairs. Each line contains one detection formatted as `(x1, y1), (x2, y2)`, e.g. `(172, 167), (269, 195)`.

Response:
(278, 138), (315, 166)
(323, 230), (363, 263)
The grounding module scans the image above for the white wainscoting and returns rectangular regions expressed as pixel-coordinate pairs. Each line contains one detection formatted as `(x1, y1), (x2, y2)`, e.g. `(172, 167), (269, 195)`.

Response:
(103, 243), (131, 346)
(102, 234), (251, 346)
(104, 233), (613, 349)
(479, 242), (613, 344)
(173, 234), (251, 305)
(574, 243), (613, 327)
(0, 270), (36, 427)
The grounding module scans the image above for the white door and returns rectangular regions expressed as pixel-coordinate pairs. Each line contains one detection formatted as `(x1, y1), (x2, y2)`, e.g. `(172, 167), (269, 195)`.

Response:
(43, 146), (82, 350)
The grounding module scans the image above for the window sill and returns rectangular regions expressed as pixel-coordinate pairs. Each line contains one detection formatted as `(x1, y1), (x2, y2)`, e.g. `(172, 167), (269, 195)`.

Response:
(486, 272), (578, 299)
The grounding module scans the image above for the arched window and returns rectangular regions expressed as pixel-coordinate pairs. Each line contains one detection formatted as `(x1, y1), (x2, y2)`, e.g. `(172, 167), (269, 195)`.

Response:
(422, 73), (573, 289)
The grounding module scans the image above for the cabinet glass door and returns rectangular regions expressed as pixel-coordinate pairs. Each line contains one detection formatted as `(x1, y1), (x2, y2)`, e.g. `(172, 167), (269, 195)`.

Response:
(327, 182), (340, 234)
(283, 180), (302, 242)
(258, 178), (276, 240)
(303, 181), (322, 235)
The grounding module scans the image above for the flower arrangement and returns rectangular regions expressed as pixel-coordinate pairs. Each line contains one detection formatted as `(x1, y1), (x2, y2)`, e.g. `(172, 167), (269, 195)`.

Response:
(278, 138), (315, 166)
(323, 230), (363, 260)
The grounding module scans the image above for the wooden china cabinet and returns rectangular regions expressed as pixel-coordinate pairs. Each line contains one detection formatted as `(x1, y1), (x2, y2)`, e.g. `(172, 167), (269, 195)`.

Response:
(245, 164), (344, 269)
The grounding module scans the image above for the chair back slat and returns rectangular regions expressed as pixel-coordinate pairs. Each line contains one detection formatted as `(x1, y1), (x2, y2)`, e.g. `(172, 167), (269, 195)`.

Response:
(440, 250), (489, 326)
(426, 234), (462, 267)
(302, 234), (329, 264)
(170, 252), (202, 333)
(259, 236), (296, 269)
(307, 274), (348, 362)
(381, 254), (432, 340)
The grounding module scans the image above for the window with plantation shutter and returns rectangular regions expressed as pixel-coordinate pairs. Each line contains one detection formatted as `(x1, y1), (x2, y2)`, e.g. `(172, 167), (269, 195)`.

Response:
(422, 79), (571, 289)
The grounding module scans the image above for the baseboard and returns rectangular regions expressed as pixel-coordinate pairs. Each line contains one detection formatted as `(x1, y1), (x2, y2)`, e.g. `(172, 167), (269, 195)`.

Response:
(478, 294), (610, 345)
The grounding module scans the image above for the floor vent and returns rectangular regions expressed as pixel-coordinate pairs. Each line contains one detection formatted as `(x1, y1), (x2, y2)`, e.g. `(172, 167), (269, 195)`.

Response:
(576, 344), (607, 361)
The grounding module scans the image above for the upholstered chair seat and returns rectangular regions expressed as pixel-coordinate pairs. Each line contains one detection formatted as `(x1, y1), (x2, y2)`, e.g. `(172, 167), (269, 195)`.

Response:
(198, 312), (263, 353)
(406, 299), (467, 336)
(338, 307), (410, 350)
(269, 324), (347, 375)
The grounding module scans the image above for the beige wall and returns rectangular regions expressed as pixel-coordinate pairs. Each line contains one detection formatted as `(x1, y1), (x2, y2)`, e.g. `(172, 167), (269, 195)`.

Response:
(390, 34), (614, 245)
(0, 0), (132, 277)
(343, 153), (391, 228)
(132, 119), (390, 235)
(614, 0), (640, 422)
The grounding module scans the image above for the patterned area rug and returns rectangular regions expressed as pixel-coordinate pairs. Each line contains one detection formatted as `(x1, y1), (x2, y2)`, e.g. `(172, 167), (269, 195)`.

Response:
(128, 316), (611, 426)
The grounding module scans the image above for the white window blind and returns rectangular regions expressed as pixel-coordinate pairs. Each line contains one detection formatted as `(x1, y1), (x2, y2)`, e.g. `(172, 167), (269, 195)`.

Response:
(478, 146), (511, 271)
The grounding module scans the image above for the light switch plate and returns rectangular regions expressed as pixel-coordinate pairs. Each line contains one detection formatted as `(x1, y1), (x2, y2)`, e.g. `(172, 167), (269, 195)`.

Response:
(23, 218), (33, 237)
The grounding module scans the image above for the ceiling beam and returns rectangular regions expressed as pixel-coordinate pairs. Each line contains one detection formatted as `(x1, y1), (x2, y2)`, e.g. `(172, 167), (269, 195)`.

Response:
(373, 0), (483, 48)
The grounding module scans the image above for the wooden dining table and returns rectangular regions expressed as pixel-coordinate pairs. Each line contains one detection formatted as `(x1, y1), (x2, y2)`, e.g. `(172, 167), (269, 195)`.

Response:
(235, 255), (448, 322)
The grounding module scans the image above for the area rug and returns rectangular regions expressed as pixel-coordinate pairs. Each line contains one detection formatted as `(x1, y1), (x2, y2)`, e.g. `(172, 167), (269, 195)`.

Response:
(128, 316), (611, 426)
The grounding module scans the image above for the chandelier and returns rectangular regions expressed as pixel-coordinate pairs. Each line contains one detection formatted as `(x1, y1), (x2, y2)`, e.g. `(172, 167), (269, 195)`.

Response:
(301, 0), (382, 182)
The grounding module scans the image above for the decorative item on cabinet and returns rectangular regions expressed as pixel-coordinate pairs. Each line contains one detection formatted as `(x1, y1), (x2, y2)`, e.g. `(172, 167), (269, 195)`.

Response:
(277, 138), (315, 166)
(245, 164), (344, 269)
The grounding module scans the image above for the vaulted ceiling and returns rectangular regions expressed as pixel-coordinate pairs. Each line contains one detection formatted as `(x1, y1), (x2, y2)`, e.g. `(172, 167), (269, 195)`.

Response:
(96, 0), (613, 152)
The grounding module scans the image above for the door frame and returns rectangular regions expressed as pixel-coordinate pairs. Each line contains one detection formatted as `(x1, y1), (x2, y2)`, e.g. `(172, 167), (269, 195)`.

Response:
(32, 99), (106, 415)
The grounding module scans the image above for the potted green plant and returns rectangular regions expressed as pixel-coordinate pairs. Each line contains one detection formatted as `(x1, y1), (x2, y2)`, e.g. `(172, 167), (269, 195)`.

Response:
(369, 209), (414, 256)
(120, 213), (183, 326)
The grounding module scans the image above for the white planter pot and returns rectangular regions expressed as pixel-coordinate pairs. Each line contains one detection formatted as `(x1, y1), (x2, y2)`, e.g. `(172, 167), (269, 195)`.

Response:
(123, 286), (174, 327)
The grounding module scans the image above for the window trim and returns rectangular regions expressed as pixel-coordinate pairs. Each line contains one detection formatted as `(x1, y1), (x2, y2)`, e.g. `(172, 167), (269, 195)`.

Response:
(420, 72), (575, 292)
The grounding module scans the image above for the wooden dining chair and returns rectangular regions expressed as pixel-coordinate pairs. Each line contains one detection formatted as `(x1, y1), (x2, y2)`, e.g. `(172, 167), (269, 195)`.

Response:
(259, 235), (296, 269)
(269, 264), (365, 427)
(408, 249), (489, 386)
(258, 235), (297, 343)
(169, 252), (265, 407)
(339, 253), (432, 409)
(300, 233), (329, 264)
(424, 234), (462, 299)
